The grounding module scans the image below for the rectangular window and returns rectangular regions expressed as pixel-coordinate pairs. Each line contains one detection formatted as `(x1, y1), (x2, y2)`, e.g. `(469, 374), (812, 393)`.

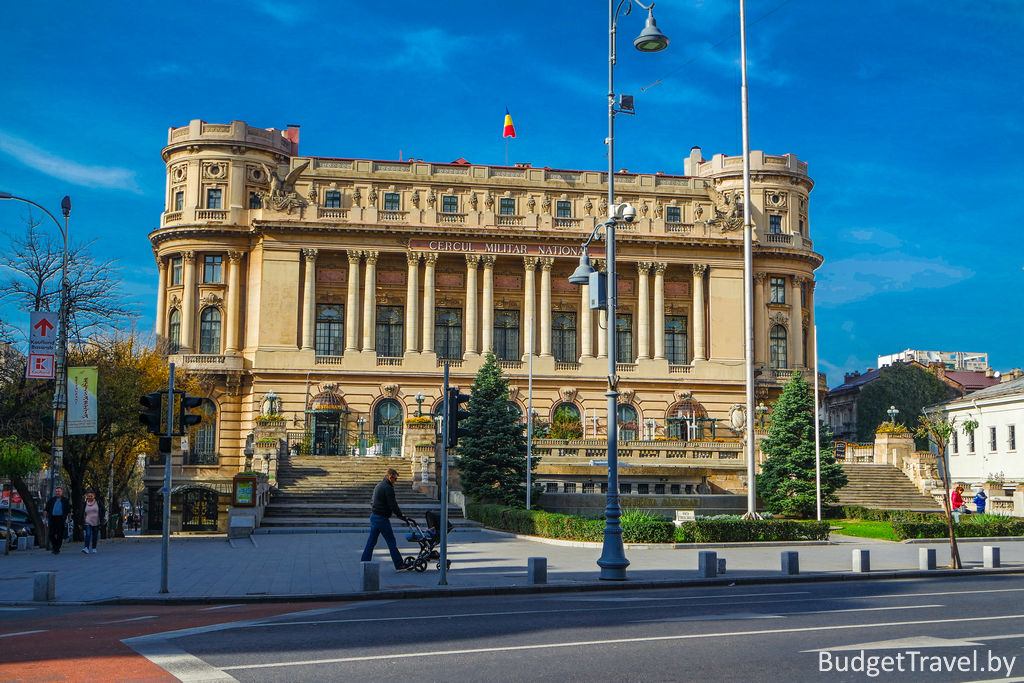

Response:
(600, 482), (608, 493)
(990, 426), (998, 452)
(670, 484), (681, 494)
(546, 482), (558, 493)
(206, 188), (222, 209)
(666, 205), (681, 223)
(325, 190), (342, 208)
(801, 282), (807, 308)
(552, 312), (577, 363)
(174, 191), (184, 211)
(1010, 425), (1016, 451)
(494, 309), (520, 361)
(435, 307), (463, 360)
(203, 255), (222, 283)
(375, 305), (404, 357)
(654, 483), (666, 495)
(665, 315), (688, 364)
(384, 192), (400, 210)
(248, 191), (262, 209)
(315, 304), (345, 356)
(619, 483), (632, 494)
(769, 214), (782, 233)
(442, 195), (459, 213)
(968, 429), (975, 453)
(582, 482), (595, 494)
(952, 431), (958, 454)
(499, 197), (516, 215)
(798, 218), (805, 235)
(170, 257), (182, 286)
(637, 483), (649, 495)
(556, 200), (571, 218)
(770, 276), (786, 304)
(563, 482), (577, 493)
(616, 313), (633, 363)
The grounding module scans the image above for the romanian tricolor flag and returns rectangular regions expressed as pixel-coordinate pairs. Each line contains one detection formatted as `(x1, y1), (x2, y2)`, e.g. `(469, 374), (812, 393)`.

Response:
(503, 107), (516, 138)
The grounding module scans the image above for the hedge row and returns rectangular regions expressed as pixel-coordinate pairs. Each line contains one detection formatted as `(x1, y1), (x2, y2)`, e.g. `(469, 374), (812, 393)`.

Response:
(466, 504), (828, 544)
(675, 519), (831, 543)
(841, 506), (946, 523)
(892, 519), (1024, 540)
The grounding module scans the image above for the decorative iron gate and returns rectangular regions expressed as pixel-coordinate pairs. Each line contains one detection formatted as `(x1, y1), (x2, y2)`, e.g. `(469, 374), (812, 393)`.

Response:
(181, 488), (219, 531)
(374, 399), (404, 457)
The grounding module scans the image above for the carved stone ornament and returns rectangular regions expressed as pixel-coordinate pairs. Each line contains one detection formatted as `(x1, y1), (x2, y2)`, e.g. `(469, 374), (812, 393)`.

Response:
(674, 390), (693, 402)
(654, 201), (663, 219)
(705, 185), (743, 232)
(246, 164), (267, 184)
(258, 160), (310, 214)
(584, 197), (593, 215)
(769, 312), (789, 326)
(411, 190), (420, 208)
(559, 387), (578, 403)
(640, 201), (649, 217)
(202, 161), (227, 180)
(620, 388), (636, 404)
(764, 190), (788, 208)
(485, 193), (494, 209)
(201, 292), (223, 306)
(171, 163), (188, 183)
(527, 196), (536, 213)
(508, 386), (520, 400)
(470, 191), (478, 210)
(368, 187), (378, 204)
(729, 403), (747, 430)
(427, 189), (436, 208)
(307, 187), (318, 203)
(352, 187), (362, 207)
(381, 383), (400, 398)
(169, 294), (181, 307)
(542, 195), (551, 213)
(695, 204), (704, 219)
(599, 197), (609, 215)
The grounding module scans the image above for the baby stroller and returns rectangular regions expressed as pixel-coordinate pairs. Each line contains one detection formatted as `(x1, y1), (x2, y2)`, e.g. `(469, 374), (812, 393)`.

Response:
(403, 510), (454, 572)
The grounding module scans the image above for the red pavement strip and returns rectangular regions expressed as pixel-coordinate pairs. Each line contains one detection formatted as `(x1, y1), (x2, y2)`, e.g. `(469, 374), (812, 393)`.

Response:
(0, 602), (336, 682)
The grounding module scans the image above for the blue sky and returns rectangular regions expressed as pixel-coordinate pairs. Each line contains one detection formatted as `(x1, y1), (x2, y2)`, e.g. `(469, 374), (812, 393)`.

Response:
(1, 0), (1021, 387)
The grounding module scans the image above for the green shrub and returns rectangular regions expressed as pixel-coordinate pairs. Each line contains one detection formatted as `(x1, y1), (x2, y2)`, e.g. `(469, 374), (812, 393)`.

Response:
(674, 519), (830, 543)
(621, 509), (675, 543)
(841, 506), (945, 523)
(892, 518), (1024, 540)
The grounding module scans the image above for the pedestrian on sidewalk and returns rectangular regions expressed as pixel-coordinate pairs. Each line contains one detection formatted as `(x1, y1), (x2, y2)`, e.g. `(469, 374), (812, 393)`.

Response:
(82, 491), (104, 554)
(44, 486), (70, 555)
(974, 488), (988, 515)
(951, 485), (966, 523)
(360, 468), (410, 571)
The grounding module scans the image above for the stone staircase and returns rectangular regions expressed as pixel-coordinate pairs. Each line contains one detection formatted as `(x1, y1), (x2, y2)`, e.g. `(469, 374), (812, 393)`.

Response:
(260, 454), (464, 529)
(836, 463), (942, 511)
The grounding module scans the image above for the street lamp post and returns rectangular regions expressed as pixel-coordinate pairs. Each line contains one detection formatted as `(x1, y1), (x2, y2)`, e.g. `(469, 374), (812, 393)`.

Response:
(415, 392), (425, 417)
(568, 1), (667, 581)
(887, 405), (899, 424)
(357, 416), (367, 456)
(0, 192), (70, 525)
(756, 402), (768, 429)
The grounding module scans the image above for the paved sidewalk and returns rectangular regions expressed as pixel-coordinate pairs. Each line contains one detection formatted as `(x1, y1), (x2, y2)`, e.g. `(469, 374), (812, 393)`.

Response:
(2, 529), (1022, 604)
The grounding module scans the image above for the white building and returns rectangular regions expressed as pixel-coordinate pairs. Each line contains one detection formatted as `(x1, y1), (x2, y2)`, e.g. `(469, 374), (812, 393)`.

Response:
(878, 349), (989, 371)
(935, 373), (1024, 485)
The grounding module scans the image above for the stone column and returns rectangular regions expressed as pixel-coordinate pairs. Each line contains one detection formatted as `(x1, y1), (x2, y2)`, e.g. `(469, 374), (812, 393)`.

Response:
(345, 250), (361, 352)
(301, 248), (318, 351)
(523, 257), (537, 359)
(692, 263), (707, 362)
(595, 259), (607, 359)
(405, 252), (420, 354)
(653, 263), (666, 361)
(181, 251), (196, 353)
(539, 258), (553, 357)
(155, 256), (167, 338)
(481, 255), (495, 354)
(361, 250), (378, 352)
(422, 253), (437, 353)
(580, 275), (594, 360)
(791, 275), (805, 368)
(754, 272), (767, 366)
(464, 254), (479, 357)
(807, 280), (816, 369)
(637, 262), (651, 361)
(226, 251), (243, 353)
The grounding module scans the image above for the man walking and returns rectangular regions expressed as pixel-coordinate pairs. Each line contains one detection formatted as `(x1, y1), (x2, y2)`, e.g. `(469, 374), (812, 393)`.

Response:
(360, 468), (409, 571)
(44, 486), (70, 555)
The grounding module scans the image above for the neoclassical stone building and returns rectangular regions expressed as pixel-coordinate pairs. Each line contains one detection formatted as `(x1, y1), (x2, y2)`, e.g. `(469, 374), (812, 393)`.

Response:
(147, 119), (823, 528)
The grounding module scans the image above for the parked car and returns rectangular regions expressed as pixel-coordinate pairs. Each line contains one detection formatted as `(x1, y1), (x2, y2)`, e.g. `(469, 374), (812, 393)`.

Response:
(0, 508), (33, 535)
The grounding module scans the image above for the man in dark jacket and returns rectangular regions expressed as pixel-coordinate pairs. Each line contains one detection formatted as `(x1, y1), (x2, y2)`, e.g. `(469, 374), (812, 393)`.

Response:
(44, 486), (70, 554)
(360, 468), (409, 570)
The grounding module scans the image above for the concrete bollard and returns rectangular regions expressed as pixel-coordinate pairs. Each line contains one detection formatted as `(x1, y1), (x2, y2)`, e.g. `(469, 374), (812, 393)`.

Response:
(33, 572), (55, 601)
(360, 561), (380, 592)
(781, 551), (800, 575)
(528, 557), (547, 584)
(717, 558), (727, 574)
(18, 536), (32, 551)
(919, 548), (937, 570)
(698, 551), (718, 578)
(984, 546), (1001, 568)
(852, 549), (870, 573)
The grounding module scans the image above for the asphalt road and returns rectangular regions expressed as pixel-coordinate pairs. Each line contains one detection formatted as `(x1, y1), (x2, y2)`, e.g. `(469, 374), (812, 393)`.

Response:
(107, 575), (1024, 682)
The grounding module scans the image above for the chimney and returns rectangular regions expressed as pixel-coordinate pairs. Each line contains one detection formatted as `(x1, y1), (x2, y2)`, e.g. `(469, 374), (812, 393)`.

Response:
(684, 146), (704, 176)
(985, 367), (995, 378)
(284, 124), (300, 154)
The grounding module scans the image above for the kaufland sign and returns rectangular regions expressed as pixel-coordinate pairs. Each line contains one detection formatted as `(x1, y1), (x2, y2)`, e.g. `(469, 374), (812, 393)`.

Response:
(27, 311), (57, 379)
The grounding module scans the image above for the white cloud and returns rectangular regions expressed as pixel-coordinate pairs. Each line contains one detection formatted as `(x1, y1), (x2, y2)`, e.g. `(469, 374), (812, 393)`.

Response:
(844, 227), (903, 250)
(816, 254), (973, 306)
(0, 132), (141, 193)
(379, 28), (475, 72)
(254, 1), (305, 26)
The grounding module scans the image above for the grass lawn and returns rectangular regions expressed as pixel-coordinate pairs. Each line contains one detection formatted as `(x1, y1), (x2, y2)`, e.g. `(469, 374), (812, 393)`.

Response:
(830, 519), (899, 541)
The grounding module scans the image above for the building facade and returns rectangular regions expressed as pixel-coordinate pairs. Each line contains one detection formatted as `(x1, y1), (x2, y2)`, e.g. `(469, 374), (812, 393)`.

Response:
(146, 119), (823, 529)
(878, 349), (989, 372)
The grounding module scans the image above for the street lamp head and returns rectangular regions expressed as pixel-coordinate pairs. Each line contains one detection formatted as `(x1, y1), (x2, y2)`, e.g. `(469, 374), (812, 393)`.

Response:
(568, 251), (596, 285)
(0, 191), (13, 200)
(61, 195), (71, 218)
(633, 5), (669, 52)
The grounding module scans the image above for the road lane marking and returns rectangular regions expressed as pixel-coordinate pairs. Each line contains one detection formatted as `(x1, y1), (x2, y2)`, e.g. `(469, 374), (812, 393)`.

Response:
(556, 590), (811, 602)
(0, 629), (46, 639)
(801, 635), (984, 652)
(787, 604), (944, 616)
(200, 605), (242, 611)
(101, 616), (157, 624)
(0, 607), (35, 612)
(638, 604), (944, 623)
(220, 612), (1024, 671)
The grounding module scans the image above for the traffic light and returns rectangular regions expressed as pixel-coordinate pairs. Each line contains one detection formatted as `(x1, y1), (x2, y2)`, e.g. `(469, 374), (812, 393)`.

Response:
(139, 392), (163, 435)
(445, 387), (471, 448)
(180, 394), (204, 431)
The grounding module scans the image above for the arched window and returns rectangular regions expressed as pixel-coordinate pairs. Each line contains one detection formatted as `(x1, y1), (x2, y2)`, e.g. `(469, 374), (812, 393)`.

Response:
(666, 400), (708, 441)
(168, 309), (181, 354)
(550, 402), (582, 439)
(373, 399), (404, 457)
(770, 324), (788, 369)
(617, 404), (639, 441)
(199, 307), (221, 354)
(188, 399), (218, 465)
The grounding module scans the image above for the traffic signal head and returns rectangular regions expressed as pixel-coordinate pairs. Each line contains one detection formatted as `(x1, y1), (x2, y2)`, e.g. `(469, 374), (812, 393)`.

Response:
(445, 387), (471, 448)
(139, 392), (163, 435)
(180, 394), (204, 430)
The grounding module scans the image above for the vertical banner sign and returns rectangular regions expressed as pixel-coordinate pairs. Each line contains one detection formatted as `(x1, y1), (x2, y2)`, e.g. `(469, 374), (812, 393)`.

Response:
(27, 311), (58, 379)
(67, 366), (99, 435)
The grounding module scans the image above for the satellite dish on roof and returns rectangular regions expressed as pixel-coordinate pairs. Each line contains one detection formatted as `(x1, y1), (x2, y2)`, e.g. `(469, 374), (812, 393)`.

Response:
(994, 371), (1001, 378)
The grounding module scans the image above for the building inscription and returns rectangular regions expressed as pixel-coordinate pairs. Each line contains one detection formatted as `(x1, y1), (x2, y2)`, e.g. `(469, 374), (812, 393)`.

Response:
(411, 239), (604, 258)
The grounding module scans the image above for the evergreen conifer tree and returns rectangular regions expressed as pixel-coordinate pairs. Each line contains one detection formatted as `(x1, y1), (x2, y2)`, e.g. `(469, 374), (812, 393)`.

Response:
(455, 353), (539, 506)
(756, 371), (847, 518)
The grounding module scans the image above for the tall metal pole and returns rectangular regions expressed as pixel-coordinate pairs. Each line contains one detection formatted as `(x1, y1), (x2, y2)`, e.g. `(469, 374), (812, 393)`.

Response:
(739, 0), (759, 520)
(439, 363), (449, 586)
(526, 316), (534, 510)
(160, 363), (175, 593)
(814, 325), (822, 521)
(597, 0), (628, 581)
